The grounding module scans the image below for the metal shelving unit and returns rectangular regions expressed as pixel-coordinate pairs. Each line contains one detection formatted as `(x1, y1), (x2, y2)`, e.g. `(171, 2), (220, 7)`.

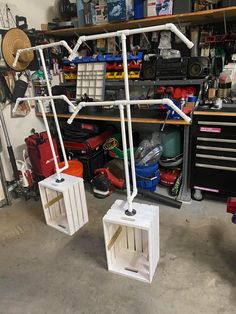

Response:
(61, 79), (205, 88)
(106, 79), (205, 87)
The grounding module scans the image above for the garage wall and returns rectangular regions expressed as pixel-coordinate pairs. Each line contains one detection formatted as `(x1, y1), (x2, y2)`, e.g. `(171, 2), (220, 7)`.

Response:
(4, 0), (57, 29)
(1, 0), (59, 180)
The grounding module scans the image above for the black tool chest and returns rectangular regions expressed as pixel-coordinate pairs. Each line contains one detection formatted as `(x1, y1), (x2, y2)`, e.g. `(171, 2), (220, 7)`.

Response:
(190, 110), (236, 196)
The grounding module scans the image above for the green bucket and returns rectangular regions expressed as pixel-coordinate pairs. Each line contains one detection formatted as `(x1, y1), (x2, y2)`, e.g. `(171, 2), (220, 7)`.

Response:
(160, 127), (182, 158)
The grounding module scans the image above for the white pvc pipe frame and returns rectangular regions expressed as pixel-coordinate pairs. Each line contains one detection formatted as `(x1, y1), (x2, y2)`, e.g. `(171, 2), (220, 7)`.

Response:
(13, 40), (74, 182)
(13, 23), (193, 213)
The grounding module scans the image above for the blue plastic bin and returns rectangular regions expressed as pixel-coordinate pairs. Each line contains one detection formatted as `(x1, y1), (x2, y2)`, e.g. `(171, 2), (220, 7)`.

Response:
(135, 163), (160, 192)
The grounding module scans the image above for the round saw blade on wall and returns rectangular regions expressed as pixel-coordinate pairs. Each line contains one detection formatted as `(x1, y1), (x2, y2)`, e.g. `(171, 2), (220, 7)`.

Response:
(2, 28), (34, 71)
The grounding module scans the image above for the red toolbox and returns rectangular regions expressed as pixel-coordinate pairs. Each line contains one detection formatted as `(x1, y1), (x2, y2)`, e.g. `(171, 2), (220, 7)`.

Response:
(25, 131), (60, 178)
(64, 130), (112, 154)
(64, 130), (112, 179)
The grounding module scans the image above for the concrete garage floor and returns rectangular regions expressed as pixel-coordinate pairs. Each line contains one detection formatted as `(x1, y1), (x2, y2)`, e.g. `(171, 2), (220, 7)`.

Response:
(0, 188), (236, 314)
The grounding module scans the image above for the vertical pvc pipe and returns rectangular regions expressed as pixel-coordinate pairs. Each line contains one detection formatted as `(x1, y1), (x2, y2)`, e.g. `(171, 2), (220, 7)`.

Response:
(118, 104), (132, 213)
(38, 100), (61, 179)
(38, 48), (68, 181)
(121, 34), (137, 204)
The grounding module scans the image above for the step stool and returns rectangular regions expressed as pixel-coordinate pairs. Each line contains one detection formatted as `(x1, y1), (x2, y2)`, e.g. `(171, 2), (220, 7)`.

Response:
(39, 173), (88, 235)
(103, 200), (159, 283)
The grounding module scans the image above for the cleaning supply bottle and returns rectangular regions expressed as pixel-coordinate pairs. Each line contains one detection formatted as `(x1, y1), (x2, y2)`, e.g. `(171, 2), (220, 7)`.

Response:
(218, 71), (232, 98)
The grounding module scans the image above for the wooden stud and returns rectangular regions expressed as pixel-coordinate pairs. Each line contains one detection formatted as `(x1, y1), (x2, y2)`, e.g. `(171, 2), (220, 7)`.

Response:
(107, 225), (122, 251)
(44, 193), (63, 209)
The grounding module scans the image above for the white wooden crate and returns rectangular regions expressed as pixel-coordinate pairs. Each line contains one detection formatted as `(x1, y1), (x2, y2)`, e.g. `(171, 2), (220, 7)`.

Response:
(103, 200), (159, 283)
(39, 173), (88, 236)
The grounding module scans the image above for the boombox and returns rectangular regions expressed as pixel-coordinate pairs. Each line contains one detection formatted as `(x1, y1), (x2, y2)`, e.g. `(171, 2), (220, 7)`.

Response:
(141, 56), (210, 80)
(156, 57), (189, 79)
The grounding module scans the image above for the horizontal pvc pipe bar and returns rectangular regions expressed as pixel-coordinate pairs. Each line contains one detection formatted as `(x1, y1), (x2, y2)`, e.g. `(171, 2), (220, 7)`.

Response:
(12, 95), (76, 114)
(13, 40), (73, 68)
(15, 96), (190, 122)
(69, 23), (194, 60)
(67, 98), (192, 124)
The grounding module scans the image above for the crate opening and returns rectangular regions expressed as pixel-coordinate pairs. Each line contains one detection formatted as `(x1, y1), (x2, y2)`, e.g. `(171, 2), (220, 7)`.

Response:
(105, 222), (150, 282)
(43, 187), (70, 234)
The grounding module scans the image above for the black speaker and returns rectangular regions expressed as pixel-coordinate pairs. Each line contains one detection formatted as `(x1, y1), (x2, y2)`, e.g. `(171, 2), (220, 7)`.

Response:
(140, 57), (157, 80)
(187, 57), (210, 79)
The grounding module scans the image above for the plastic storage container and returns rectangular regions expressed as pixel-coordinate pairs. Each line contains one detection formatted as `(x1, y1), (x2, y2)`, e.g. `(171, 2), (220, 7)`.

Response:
(136, 163), (160, 192)
(160, 127), (182, 158)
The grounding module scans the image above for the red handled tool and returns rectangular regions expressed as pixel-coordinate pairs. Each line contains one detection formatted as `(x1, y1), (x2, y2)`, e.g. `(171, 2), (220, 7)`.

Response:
(91, 168), (125, 198)
(94, 168), (125, 190)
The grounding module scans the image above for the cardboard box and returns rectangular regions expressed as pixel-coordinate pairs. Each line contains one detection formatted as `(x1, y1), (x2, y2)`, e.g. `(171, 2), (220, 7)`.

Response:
(107, 0), (126, 21)
(95, 4), (108, 24)
(84, 2), (96, 25)
(147, 0), (173, 17)
(107, 0), (134, 22)
(41, 24), (48, 31)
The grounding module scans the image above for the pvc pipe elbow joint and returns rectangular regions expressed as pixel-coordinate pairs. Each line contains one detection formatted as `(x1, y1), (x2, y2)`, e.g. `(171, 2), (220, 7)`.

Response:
(60, 40), (73, 54)
(68, 36), (86, 61)
(68, 51), (78, 61)
(166, 23), (194, 49)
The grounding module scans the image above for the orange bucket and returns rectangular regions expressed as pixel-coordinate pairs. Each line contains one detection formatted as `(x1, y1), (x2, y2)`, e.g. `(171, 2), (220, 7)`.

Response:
(58, 160), (83, 178)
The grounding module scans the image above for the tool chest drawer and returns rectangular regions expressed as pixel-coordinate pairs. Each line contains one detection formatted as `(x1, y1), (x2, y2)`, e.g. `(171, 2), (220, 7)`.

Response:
(193, 116), (236, 138)
(190, 114), (236, 196)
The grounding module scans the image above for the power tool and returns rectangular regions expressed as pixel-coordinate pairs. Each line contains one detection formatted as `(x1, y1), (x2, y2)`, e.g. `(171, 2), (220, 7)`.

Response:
(91, 168), (125, 198)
